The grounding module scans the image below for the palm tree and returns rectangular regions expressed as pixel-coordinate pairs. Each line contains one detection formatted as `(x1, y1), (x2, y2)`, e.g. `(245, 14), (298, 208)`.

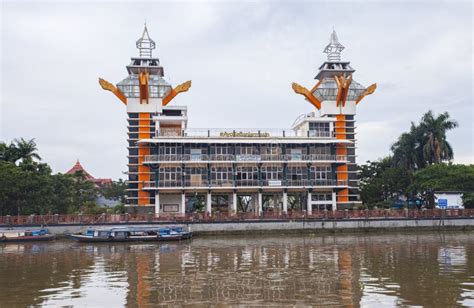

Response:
(0, 141), (20, 163)
(419, 111), (458, 164)
(13, 138), (41, 163)
(391, 123), (424, 170)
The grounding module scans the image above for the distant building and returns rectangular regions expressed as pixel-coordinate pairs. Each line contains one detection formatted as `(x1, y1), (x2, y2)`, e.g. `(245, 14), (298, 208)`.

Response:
(65, 160), (119, 207)
(66, 160), (112, 187)
(434, 191), (464, 209)
(99, 26), (376, 215)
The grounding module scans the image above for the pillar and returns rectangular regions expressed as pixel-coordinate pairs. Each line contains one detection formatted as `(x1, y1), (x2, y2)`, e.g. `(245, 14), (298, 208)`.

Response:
(206, 191), (212, 216)
(232, 192), (237, 215)
(283, 190), (288, 214)
(332, 191), (337, 212)
(307, 191), (312, 215)
(181, 193), (186, 215)
(258, 191), (263, 215)
(155, 192), (160, 216)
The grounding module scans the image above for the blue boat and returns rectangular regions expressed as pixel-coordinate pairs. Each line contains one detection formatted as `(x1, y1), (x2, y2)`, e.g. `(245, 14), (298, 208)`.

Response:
(0, 228), (55, 242)
(69, 226), (192, 242)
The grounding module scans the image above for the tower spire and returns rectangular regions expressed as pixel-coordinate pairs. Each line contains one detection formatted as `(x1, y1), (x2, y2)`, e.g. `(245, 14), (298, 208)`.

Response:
(136, 23), (156, 58)
(323, 29), (345, 62)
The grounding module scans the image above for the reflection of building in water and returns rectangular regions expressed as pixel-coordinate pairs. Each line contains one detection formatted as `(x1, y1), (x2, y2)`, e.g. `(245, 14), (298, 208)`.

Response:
(121, 238), (365, 305)
(100, 26), (376, 214)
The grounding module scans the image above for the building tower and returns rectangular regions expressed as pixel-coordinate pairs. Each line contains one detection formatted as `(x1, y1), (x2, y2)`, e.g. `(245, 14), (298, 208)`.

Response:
(99, 25), (191, 209)
(292, 30), (376, 206)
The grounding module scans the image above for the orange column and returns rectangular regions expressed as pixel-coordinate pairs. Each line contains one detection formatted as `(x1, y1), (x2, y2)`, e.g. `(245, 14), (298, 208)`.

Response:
(335, 115), (349, 203)
(138, 113), (151, 206)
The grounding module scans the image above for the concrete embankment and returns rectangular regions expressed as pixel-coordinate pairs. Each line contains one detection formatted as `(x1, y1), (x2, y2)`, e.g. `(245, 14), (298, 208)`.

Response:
(3, 217), (474, 236)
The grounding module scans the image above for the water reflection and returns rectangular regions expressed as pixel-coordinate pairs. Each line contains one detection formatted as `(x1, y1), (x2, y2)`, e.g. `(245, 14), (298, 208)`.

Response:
(0, 232), (473, 306)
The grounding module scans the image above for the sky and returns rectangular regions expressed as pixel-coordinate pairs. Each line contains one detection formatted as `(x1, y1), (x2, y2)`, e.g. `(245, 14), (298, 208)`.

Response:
(1, 0), (473, 180)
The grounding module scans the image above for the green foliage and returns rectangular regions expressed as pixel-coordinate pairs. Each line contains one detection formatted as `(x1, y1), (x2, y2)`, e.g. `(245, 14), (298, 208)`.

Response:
(100, 179), (127, 204)
(411, 164), (474, 208)
(0, 138), (106, 215)
(112, 203), (126, 214)
(391, 110), (458, 170)
(359, 157), (413, 206)
(360, 110), (471, 209)
(0, 138), (41, 164)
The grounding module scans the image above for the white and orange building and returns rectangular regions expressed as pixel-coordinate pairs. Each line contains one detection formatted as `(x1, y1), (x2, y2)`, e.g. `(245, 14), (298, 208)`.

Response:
(99, 27), (375, 215)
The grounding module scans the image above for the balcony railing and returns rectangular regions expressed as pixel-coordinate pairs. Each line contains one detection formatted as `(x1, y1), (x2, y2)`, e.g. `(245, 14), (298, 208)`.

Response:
(144, 154), (348, 163)
(142, 179), (348, 189)
(155, 128), (334, 139)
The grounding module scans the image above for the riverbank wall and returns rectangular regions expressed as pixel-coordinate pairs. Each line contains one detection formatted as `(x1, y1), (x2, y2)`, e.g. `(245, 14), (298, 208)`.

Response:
(3, 217), (474, 236)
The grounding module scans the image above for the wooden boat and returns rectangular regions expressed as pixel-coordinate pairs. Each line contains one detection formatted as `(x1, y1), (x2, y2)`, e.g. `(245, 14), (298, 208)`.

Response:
(69, 226), (192, 243)
(0, 228), (55, 242)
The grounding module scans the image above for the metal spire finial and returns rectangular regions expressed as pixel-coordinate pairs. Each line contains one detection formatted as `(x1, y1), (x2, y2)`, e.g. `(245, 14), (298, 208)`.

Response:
(323, 29), (344, 62)
(136, 23), (156, 58)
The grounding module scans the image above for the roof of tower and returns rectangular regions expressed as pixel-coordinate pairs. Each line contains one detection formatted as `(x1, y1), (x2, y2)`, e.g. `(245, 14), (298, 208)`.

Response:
(315, 30), (354, 80)
(323, 30), (345, 62)
(136, 23), (156, 58)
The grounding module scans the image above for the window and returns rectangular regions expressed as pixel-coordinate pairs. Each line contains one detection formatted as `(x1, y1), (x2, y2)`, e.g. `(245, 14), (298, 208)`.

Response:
(211, 166), (233, 181)
(311, 166), (332, 180)
(287, 166), (308, 181)
(235, 145), (256, 155)
(159, 167), (182, 182)
(309, 145), (332, 155)
(160, 144), (181, 155)
(210, 145), (231, 155)
(261, 144), (281, 155)
(290, 149), (302, 160)
(190, 149), (202, 161)
(309, 122), (330, 132)
(235, 166), (258, 180)
(312, 194), (333, 202)
(261, 165), (283, 180)
(184, 167), (207, 185)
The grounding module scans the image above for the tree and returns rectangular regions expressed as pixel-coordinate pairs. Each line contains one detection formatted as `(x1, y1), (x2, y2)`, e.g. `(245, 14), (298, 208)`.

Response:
(359, 157), (413, 207)
(0, 138), (41, 164)
(100, 179), (127, 204)
(419, 111), (458, 164)
(411, 164), (474, 208)
(13, 138), (41, 163)
(391, 124), (425, 170)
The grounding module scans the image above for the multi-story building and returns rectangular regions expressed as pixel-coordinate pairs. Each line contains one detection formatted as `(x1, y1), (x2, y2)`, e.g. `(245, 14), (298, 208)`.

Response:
(100, 26), (376, 215)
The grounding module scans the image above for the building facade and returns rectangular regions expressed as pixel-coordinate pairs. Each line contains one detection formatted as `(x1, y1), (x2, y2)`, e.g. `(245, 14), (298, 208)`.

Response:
(100, 27), (376, 215)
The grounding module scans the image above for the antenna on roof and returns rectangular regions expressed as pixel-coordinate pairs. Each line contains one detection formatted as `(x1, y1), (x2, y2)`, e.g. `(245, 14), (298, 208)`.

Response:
(323, 29), (345, 62)
(136, 23), (156, 58)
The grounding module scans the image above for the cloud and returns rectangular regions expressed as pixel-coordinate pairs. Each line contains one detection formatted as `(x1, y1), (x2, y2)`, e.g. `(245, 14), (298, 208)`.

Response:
(1, 1), (472, 179)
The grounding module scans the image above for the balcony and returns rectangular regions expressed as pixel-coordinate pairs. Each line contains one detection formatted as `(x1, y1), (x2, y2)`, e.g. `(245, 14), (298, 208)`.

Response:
(141, 179), (348, 190)
(143, 154), (348, 164)
(155, 128), (334, 139)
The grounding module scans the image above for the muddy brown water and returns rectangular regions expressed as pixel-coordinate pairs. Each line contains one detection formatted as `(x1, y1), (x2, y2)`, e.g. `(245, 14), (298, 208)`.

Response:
(0, 232), (473, 307)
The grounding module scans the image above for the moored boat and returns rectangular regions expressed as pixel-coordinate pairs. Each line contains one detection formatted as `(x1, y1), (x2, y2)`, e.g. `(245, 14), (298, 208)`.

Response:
(0, 228), (55, 242)
(69, 226), (192, 242)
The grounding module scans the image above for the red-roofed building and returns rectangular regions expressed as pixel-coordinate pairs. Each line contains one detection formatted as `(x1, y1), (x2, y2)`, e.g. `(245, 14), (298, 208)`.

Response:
(66, 160), (112, 187)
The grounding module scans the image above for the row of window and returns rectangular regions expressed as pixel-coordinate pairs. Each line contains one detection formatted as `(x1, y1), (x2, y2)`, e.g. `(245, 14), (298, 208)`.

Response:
(147, 166), (333, 182)
(154, 144), (333, 156)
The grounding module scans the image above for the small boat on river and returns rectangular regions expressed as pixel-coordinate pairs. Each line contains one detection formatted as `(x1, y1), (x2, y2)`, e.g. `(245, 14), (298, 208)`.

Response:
(69, 226), (192, 242)
(0, 228), (55, 242)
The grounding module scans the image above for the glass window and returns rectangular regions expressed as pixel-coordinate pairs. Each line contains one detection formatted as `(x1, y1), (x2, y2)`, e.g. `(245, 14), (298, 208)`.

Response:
(159, 167), (182, 182)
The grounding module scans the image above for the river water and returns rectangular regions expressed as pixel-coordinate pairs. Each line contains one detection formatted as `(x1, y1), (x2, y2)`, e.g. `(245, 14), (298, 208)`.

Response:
(1, 232), (473, 307)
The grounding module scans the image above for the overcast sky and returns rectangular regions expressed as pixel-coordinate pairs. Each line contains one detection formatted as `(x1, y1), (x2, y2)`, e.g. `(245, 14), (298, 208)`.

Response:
(1, 0), (473, 179)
